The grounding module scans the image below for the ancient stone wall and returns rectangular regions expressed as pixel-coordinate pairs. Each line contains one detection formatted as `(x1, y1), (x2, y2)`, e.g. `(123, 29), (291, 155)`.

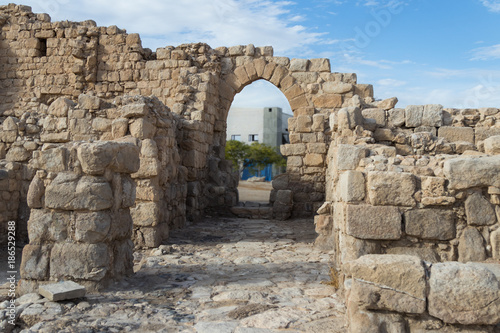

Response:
(19, 140), (140, 294)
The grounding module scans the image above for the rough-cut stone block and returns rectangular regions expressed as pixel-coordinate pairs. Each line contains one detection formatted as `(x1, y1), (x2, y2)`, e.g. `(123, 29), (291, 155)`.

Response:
(362, 108), (386, 128)
(444, 156), (500, 189)
(405, 105), (423, 127)
(289, 58), (310, 72)
(39, 281), (86, 301)
(50, 243), (110, 281)
(335, 145), (367, 170)
(422, 104), (443, 126)
(491, 228), (500, 260)
(309, 58), (330, 72)
(438, 126), (474, 143)
(130, 202), (160, 226)
(20, 245), (50, 280)
(296, 115), (312, 133)
(75, 211), (111, 243)
(48, 97), (75, 117)
(45, 173), (113, 211)
(376, 97), (398, 110)
(458, 227), (486, 263)
(323, 82), (353, 94)
(120, 103), (149, 118)
(484, 135), (500, 155)
(132, 157), (160, 178)
(78, 94), (101, 110)
(428, 262), (500, 325)
(347, 255), (426, 314)
(130, 118), (156, 139)
(339, 170), (365, 202)
(346, 204), (401, 240)
(367, 171), (416, 207)
(465, 192), (496, 226)
(77, 141), (140, 175)
(387, 108), (405, 127)
(385, 247), (440, 262)
(404, 209), (455, 240)
(475, 127), (500, 143)
(313, 94), (343, 108)
(27, 209), (68, 244)
(303, 153), (323, 167)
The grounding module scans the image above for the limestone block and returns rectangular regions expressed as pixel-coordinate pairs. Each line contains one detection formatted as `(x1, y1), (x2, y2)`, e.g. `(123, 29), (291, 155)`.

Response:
(287, 156), (302, 167)
(303, 153), (324, 167)
(340, 106), (363, 130)
(120, 103), (149, 118)
(484, 135), (500, 155)
(0, 129), (17, 143)
(362, 108), (386, 128)
(404, 209), (455, 240)
(387, 108), (405, 127)
(296, 115), (312, 133)
(20, 245), (51, 280)
(130, 118), (156, 139)
(491, 228), (500, 260)
(367, 171), (416, 206)
(39, 281), (86, 302)
(91, 118), (112, 132)
(27, 209), (68, 244)
(339, 233), (380, 264)
(309, 58), (330, 72)
(373, 128), (394, 142)
(130, 202), (160, 227)
(132, 157), (160, 178)
(458, 227), (486, 263)
(421, 176), (446, 197)
(323, 82), (353, 94)
(335, 144), (367, 170)
(48, 97), (75, 117)
(354, 84), (374, 99)
(444, 155), (500, 189)
(339, 171), (365, 202)
(45, 173), (113, 211)
(422, 104), (443, 126)
(405, 105), (423, 127)
(428, 262), (500, 325)
(465, 192), (496, 226)
(78, 94), (101, 110)
(312, 114), (325, 132)
(276, 190), (293, 204)
(289, 58), (310, 72)
(313, 94), (343, 108)
(346, 204), (401, 240)
(314, 215), (332, 236)
(50, 242), (110, 281)
(438, 126), (474, 143)
(40, 132), (70, 143)
(6, 146), (31, 162)
(376, 97), (398, 110)
(140, 139), (159, 158)
(74, 211), (111, 243)
(30, 147), (66, 172)
(77, 141), (140, 175)
(272, 174), (289, 190)
(27, 175), (45, 209)
(347, 255), (426, 314)
(112, 118), (129, 138)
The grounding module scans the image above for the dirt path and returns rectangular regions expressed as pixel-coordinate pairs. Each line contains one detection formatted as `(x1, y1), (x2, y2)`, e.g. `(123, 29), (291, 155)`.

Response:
(7, 217), (346, 332)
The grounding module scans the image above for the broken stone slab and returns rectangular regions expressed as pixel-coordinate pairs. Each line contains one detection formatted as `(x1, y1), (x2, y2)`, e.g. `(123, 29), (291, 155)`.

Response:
(39, 281), (86, 301)
(444, 155), (500, 189)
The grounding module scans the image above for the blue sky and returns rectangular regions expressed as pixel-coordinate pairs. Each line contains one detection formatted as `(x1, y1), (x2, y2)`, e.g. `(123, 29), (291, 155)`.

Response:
(14, 0), (500, 112)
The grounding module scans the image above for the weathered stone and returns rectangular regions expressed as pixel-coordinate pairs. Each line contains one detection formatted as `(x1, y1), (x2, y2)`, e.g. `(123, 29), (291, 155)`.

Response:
(335, 145), (367, 170)
(6, 146), (31, 162)
(422, 104), (443, 127)
(465, 192), (496, 226)
(428, 262), (500, 325)
(50, 242), (110, 281)
(30, 147), (66, 172)
(367, 171), (416, 206)
(75, 211), (111, 243)
(289, 58), (309, 72)
(314, 215), (332, 236)
(27, 209), (68, 243)
(484, 135), (500, 155)
(130, 202), (160, 226)
(276, 190), (293, 204)
(132, 157), (160, 178)
(130, 118), (156, 139)
(339, 170), (365, 202)
(404, 209), (455, 240)
(376, 97), (398, 110)
(27, 174), (45, 209)
(347, 255), (426, 314)
(444, 155), (500, 189)
(313, 94), (343, 108)
(48, 97), (75, 117)
(387, 108), (405, 127)
(405, 105), (424, 127)
(120, 103), (150, 118)
(362, 108), (386, 128)
(111, 118), (129, 138)
(438, 126), (474, 143)
(323, 82), (353, 94)
(39, 281), (86, 301)
(458, 227), (486, 262)
(45, 173), (113, 211)
(77, 141), (140, 175)
(20, 245), (50, 280)
(346, 204), (401, 240)
(385, 247), (440, 262)
(296, 115), (312, 133)
(78, 94), (101, 110)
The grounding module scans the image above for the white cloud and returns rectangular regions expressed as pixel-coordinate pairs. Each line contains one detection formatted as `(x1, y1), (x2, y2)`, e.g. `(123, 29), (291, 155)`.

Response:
(377, 78), (407, 87)
(480, 0), (500, 12)
(23, 0), (326, 55)
(470, 44), (500, 60)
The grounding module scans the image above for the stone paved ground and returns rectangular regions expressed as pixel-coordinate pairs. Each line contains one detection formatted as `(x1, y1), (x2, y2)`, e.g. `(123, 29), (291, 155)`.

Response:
(3, 217), (346, 333)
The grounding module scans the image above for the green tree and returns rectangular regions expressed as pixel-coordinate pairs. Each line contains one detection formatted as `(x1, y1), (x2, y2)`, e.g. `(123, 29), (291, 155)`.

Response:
(225, 140), (250, 175)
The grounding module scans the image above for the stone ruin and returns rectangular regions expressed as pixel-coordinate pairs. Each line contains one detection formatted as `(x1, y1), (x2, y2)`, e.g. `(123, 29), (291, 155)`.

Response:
(1, 3), (500, 331)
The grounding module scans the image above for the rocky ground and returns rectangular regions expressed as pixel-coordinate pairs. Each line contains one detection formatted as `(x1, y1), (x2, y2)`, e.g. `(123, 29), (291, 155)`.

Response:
(1, 217), (345, 333)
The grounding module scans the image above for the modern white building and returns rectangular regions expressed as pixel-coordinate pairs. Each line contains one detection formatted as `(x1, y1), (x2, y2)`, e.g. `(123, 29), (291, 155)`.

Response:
(226, 107), (292, 148)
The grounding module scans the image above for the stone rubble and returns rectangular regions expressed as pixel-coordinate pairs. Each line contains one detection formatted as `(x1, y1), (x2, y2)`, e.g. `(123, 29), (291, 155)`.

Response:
(2, 218), (345, 333)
